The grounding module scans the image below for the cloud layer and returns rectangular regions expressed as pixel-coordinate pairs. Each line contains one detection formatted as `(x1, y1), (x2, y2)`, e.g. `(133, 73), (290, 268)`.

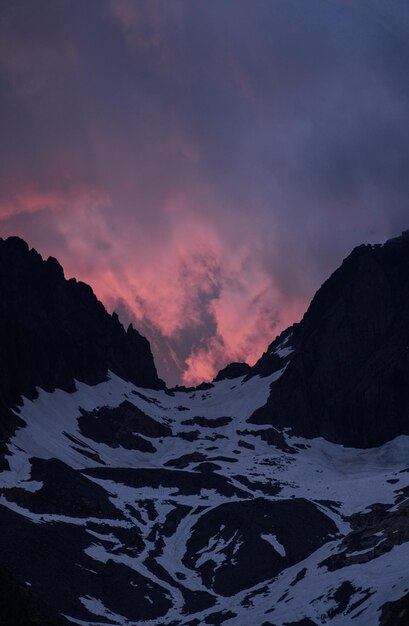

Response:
(1, 0), (409, 384)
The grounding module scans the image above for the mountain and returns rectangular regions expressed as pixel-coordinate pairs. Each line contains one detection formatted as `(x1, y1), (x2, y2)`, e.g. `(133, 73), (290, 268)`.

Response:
(250, 231), (409, 447)
(0, 237), (164, 468)
(0, 234), (408, 626)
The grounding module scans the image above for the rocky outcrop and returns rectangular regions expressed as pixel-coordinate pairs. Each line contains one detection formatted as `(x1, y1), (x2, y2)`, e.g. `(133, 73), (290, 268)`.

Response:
(249, 326), (295, 378)
(182, 497), (337, 596)
(249, 231), (409, 447)
(380, 591), (409, 626)
(213, 362), (251, 381)
(0, 237), (164, 466)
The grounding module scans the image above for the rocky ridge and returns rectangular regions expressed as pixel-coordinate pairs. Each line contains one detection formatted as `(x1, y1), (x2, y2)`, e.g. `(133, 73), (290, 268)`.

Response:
(0, 236), (164, 468)
(250, 231), (409, 447)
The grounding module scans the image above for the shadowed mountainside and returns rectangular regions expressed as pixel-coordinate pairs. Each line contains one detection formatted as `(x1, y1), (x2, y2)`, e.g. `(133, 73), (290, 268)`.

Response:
(250, 231), (409, 447)
(0, 237), (164, 467)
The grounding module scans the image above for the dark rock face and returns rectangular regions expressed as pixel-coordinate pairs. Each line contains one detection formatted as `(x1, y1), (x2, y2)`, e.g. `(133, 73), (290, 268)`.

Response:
(181, 416), (232, 428)
(0, 237), (164, 400)
(183, 498), (337, 596)
(0, 505), (172, 624)
(249, 326), (295, 379)
(250, 232), (409, 447)
(0, 237), (164, 464)
(321, 488), (409, 572)
(213, 362), (251, 381)
(78, 400), (171, 451)
(380, 591), (409, 626)
(4, 458), (123, 519)
(237, 427), (297, 453)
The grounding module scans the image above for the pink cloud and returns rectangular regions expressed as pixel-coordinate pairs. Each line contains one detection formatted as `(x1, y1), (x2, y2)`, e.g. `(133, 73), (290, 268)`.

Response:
(0, 188), (108, 220)
(0, 186), (307, 385)
(81, 215), (306, 384)
(180, 248), (307, 385)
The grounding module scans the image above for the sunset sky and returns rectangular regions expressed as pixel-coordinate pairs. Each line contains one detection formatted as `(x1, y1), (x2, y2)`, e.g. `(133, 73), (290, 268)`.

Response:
(1, 0), (409, 385)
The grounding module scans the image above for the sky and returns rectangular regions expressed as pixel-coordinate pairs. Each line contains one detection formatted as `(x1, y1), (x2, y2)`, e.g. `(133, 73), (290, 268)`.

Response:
(1, 0), (409, 385)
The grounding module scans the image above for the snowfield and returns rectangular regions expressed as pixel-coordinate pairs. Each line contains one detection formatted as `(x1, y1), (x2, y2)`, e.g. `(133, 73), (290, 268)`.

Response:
(1, 369), (408, 626)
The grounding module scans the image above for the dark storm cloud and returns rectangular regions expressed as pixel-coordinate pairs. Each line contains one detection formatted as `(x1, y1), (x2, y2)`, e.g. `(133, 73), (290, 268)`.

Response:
(1, 0), (408, 384)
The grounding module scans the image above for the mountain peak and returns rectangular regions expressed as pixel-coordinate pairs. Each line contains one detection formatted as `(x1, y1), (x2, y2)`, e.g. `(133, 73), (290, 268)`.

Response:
(0, 236), (165, 467)
(2, 235), (30, 253)
(384, 228), (409, 247)
(250, 232), (409, 447)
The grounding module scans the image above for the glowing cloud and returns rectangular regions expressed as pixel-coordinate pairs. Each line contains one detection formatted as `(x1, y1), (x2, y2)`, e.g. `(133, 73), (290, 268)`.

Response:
(1, 0), (409, 384)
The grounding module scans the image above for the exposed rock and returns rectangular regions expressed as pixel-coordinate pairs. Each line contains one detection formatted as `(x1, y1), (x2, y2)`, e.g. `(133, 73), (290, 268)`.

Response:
(380, 591), (409, 626)
(0, 504), (172, 623)
(250, 233), (409, 447)
(320, 491), (409, 571)
(167, 382), (214, 394)
(3, 458), (122, 519)
(213, 362), (251, 381)
(237, 428), (296, 453)
(165, 452), (207, 468)
(248, 326), (295, 379)
(181, 415), (232, 428)
(0, 237), (165, 465)
(183, 498), (336, 596)
(78, 400), (171, 451)
(176, 429), (201, 441)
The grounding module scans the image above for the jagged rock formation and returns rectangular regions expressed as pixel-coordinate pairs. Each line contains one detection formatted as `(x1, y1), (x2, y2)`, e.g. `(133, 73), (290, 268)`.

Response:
(250, 231), (409, 447)
(214, 362), (251, 381)
(0, 237), (164, 467)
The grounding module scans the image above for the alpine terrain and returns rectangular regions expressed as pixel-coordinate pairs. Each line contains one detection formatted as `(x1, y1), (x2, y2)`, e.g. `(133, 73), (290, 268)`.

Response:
(0, 233), (409, 626)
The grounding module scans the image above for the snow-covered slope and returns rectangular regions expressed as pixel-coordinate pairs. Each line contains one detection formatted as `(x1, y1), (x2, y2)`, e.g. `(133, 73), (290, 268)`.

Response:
(1, 368), (408, 626)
